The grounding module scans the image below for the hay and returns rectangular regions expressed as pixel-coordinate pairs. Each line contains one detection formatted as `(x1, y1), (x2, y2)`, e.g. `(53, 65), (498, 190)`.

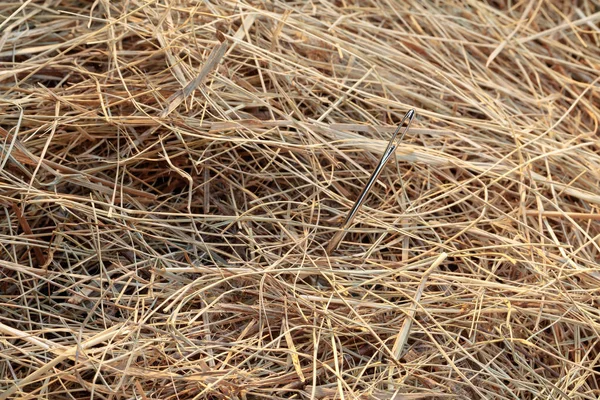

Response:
(1, 0), (599, 398)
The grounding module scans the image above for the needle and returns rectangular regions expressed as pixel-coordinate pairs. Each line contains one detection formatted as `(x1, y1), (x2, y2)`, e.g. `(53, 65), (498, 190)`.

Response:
(326, 109), (415, 254)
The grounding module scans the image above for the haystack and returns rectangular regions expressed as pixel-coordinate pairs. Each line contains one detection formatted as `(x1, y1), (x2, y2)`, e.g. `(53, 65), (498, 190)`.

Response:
(1, 1), (600, 399)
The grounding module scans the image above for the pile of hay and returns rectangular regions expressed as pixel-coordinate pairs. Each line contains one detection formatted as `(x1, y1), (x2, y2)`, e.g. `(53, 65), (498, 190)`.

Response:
(1, 0), (600, 398)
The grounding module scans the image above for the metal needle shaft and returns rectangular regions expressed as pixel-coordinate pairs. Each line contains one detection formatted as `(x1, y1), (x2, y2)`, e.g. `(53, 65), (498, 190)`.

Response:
(326, 109), (415, 254)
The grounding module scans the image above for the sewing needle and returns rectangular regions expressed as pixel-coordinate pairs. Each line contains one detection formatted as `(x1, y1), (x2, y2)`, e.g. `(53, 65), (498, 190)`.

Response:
(326, 109), (415, 254)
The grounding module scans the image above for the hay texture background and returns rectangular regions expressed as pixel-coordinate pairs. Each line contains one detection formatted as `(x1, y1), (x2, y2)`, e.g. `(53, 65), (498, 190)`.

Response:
(1, 0), (600, 399)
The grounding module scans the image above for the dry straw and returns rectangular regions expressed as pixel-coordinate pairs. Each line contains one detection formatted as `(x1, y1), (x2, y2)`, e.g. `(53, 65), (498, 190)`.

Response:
(1, 1), (600, 399)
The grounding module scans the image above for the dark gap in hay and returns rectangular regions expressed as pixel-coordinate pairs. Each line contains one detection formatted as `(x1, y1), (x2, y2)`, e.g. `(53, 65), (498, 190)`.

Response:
(445, 260), (459, 273)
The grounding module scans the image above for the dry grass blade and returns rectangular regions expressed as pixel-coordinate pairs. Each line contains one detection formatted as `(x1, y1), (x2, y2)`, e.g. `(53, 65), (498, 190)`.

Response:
(1, 1), (600, 399)
(390, 253), (448, 362)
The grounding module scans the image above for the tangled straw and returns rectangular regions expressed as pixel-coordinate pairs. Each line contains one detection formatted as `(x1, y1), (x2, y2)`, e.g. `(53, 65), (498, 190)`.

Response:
(1, 1), (600, 399)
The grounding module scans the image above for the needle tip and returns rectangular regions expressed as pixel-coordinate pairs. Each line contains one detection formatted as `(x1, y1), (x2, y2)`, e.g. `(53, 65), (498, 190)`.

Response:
(406, 109), (416, 119)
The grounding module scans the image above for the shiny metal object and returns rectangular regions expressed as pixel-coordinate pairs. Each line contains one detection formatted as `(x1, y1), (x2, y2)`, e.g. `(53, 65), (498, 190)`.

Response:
(326, 109), (415, 254)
